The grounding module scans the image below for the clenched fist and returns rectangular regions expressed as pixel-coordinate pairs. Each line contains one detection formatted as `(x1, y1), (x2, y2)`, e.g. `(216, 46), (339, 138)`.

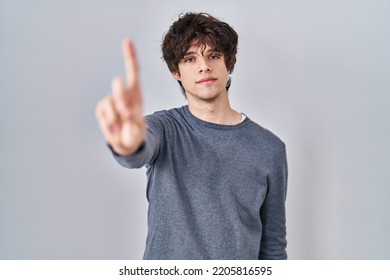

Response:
(96, 39), (146, 156)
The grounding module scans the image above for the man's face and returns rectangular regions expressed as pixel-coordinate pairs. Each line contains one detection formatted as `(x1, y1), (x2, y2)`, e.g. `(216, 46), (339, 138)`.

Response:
(172, 43), (229, 102)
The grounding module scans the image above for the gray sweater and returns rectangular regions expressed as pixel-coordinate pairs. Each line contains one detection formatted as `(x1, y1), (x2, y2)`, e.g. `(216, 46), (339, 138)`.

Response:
(113, 105), (288, 259)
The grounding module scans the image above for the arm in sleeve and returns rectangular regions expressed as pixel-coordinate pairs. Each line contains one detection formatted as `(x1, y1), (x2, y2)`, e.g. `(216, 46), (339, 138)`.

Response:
(259, 143), (288, 260)
(110, 115), (162, 169)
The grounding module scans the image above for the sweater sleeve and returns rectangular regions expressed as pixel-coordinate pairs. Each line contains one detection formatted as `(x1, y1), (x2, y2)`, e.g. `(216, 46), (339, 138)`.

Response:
(111, 116), (162, 169)
(258, 143), (288, 260)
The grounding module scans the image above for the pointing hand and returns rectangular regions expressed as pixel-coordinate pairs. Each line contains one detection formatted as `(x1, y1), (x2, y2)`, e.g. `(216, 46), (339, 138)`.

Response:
(96, 39), (146, 156)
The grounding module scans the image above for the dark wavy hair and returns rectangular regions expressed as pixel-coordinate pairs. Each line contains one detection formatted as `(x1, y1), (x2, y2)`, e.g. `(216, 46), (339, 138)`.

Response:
(161, 12), (238, 96)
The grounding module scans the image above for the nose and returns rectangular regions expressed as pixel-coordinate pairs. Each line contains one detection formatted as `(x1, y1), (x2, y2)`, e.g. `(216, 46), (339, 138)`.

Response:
(198, 57), (211, 73)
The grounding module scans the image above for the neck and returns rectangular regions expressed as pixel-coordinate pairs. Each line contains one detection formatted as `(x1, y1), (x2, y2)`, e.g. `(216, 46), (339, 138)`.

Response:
(187, 93), (241, 125)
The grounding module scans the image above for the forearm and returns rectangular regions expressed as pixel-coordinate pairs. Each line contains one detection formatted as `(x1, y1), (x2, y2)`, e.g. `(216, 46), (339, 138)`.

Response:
(259, 145), (288, 260)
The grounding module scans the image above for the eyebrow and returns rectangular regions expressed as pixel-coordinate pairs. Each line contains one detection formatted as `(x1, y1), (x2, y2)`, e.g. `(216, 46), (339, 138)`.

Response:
(183, 49), (221, 57)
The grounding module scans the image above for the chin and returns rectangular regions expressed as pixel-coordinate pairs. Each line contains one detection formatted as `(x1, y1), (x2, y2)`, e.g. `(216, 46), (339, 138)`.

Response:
(191, 88), (225, 101)
(197, 93), (222, 102)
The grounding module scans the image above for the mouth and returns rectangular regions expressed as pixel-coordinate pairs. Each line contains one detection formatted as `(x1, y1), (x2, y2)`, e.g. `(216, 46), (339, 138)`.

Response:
(196, 77), (217, 84)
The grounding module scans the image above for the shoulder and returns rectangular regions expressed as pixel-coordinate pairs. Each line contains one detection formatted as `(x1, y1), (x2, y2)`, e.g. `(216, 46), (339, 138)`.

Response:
(241, 118), (287, 167)
(245, 118), (285, 151)
(144, 106), (188, 131)
(245, 120), (287, 172)
(146, 106), (185, 120)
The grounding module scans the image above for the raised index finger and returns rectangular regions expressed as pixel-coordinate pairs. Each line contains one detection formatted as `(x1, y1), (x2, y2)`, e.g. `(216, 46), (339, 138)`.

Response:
(122, 38), (139, 88)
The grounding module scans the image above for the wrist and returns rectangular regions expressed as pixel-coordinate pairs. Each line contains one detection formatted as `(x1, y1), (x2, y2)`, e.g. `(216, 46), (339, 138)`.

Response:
(111, 140), (145, 157)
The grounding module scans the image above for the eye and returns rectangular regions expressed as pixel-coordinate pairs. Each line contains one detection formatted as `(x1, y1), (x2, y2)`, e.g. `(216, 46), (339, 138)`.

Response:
(209, 53), (222, 60)
(183, 57), (195, 63)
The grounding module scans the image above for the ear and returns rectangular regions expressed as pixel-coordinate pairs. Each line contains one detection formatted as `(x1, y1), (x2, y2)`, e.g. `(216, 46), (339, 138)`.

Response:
(172, 72), (181, 81)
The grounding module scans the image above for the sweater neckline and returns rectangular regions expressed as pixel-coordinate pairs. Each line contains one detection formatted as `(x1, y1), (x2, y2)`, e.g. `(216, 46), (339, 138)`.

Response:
(182, 105), (250, 130)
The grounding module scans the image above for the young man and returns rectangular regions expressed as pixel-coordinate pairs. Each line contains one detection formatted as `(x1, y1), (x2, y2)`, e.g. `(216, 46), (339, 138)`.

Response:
(96, 13), (288, 260)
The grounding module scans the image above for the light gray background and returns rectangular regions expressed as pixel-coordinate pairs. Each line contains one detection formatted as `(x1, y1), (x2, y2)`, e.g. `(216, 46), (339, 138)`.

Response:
(1, 0), (389, 259)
